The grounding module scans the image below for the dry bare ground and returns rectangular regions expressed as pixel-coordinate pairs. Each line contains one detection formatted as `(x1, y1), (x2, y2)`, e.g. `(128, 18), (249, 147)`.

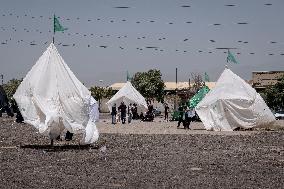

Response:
(0, 115), (283, 188)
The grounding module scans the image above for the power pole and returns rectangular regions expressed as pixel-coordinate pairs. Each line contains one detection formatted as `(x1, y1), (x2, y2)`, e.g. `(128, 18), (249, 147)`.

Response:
(174, 68), (178, 110)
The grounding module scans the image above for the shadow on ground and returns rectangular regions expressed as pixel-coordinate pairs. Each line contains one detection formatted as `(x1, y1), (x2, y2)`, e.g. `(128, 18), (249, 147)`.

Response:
(20, 144), (100, 152)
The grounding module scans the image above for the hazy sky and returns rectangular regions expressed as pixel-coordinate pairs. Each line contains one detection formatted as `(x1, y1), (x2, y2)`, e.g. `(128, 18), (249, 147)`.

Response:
(0, 0), (283, 87)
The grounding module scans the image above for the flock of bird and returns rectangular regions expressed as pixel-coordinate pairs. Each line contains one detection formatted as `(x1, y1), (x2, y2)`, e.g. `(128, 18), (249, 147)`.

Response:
(1, 2), (283, 56)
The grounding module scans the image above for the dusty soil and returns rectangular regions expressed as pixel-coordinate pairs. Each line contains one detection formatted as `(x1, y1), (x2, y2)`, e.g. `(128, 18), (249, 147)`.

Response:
(0, 116), (283, 188)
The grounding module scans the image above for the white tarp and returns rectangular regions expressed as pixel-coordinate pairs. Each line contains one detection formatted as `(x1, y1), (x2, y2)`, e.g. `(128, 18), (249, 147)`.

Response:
(196, 68), (275, 131)
(13, 43), (99, 143)
(106, 81), (148, 112)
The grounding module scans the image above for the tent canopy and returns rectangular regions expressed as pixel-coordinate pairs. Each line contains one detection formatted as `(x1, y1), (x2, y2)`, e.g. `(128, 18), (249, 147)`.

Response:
(188, 85), (210, 108)
(196, 68), (275, 131)
(106, 81), (148, 111)
(14, 43), (99, 144)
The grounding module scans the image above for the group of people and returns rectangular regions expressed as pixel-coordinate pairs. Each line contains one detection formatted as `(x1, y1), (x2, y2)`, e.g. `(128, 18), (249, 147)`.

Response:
(0, 98), (24, 123)
(111, 102), (139, 124)
(177, 104), (196, 129)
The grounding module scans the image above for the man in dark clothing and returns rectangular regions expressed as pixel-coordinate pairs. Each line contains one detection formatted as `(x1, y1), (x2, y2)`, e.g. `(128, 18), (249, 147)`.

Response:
(11, 99), (24, 123)
(177, 104), (184, 127)
(148, 104), (153, 114)
(139, 112), (144, 120)
(0, 86), (14, 117)
(111, 103), (117, 124)
(164, 103), (169, 122)
(132, 103), (138, 119)
(118, 102), (127, 124)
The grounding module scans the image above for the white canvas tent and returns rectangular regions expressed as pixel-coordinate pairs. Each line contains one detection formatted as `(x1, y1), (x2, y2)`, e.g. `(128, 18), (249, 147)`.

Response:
(14, 43), (99, 144)
(196, 68), (275, 131)
(106, 81), (148, 112)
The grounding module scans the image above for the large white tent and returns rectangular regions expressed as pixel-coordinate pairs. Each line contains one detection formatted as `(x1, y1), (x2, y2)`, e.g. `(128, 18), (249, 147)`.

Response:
(196, 68), (275, 131)
(14, 43), (99, 144)
(106, 81), (148, 112)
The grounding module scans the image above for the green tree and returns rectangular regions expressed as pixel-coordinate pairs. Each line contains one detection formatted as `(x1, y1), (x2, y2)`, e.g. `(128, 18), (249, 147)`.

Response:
(131, 69), (165, 102)
(90, 86), (104, 102)
(89, 86), (115, 111)
(264, 75), (284, 110)
(3, 78), (22, 100)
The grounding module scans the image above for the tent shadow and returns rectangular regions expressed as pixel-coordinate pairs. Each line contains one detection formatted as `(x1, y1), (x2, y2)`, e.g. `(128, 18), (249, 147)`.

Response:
(20, 144), (100, 152)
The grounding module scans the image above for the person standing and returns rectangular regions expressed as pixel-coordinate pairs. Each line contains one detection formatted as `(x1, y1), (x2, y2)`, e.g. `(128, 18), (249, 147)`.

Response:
(118, 102), (127, 124)
(188, 107), (196, 125)
(132, 103), (138, 119)
(184, 107), (196, 129)
(128, 103), (133, 124)
(177, 104), (184, 127)
(111, 103), (117, 124)
(184, 107), (190, 129)
(164, 103), (169, 122)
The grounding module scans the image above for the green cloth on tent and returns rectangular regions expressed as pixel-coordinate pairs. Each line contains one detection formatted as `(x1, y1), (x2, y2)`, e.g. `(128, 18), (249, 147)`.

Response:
(188, 86), (210, 108)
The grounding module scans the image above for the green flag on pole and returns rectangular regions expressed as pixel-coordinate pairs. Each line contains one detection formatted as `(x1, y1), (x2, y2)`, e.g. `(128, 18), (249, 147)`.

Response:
(204, 72), (210, 82)
(227, 50), (239, 64)
(54, 15), (67, 33)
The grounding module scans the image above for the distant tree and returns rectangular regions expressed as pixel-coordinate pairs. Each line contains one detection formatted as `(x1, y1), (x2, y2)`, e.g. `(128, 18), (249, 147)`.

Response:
(103, 87), (116, 99)
(90, 86), (104, 102)
(89, 86), (115, 111)
(191, 72), (204, 94)
(131, 69), (165, 103)
(2, 78), (22, 100)
(263, 75), (284, 110)
(177, 73), (205, 103)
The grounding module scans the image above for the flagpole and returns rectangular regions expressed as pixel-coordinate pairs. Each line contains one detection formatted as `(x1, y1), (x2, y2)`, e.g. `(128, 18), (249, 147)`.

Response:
(226, 49), (229, 69)
(53, 14), (55, 44)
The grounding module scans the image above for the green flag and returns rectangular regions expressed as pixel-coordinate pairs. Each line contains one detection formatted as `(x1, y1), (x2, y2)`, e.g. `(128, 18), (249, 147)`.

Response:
(188, 86), (210, 108)
(227, 50), (239, 64)
(204, 72), (210, 82)
(54, 15), (67, 33)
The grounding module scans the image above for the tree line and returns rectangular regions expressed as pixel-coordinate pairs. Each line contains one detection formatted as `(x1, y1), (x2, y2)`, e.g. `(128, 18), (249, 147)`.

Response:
(1, 71), (284, 111)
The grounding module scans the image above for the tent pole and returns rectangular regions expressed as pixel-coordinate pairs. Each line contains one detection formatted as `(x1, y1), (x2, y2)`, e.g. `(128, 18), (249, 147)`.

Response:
(53, 14), (55, 44)
(50, 139), (54, 146)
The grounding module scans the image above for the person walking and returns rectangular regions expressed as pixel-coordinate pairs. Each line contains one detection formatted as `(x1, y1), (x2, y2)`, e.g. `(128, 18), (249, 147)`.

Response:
(111, 103), (117, 124)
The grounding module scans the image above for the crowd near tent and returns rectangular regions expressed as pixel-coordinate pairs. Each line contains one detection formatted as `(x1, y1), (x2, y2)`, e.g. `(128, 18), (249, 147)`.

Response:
(188, 85), (210, 108)
(106, 81), (148, 112)
(13, 43), (99, 144)
(196, 68), (275, 131)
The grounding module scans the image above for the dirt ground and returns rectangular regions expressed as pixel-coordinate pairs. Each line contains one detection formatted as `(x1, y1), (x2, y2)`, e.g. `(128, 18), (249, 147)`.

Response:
(0, 116), (283, 188)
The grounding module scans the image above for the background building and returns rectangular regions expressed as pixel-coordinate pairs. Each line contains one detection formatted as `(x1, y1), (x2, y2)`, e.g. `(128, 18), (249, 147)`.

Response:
(252, 71), (284, 92)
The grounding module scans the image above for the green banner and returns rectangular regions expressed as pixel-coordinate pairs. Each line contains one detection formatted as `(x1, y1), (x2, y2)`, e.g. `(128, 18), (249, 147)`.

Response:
(188, 86), (210, 108)
(227, 50), (239, 64)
